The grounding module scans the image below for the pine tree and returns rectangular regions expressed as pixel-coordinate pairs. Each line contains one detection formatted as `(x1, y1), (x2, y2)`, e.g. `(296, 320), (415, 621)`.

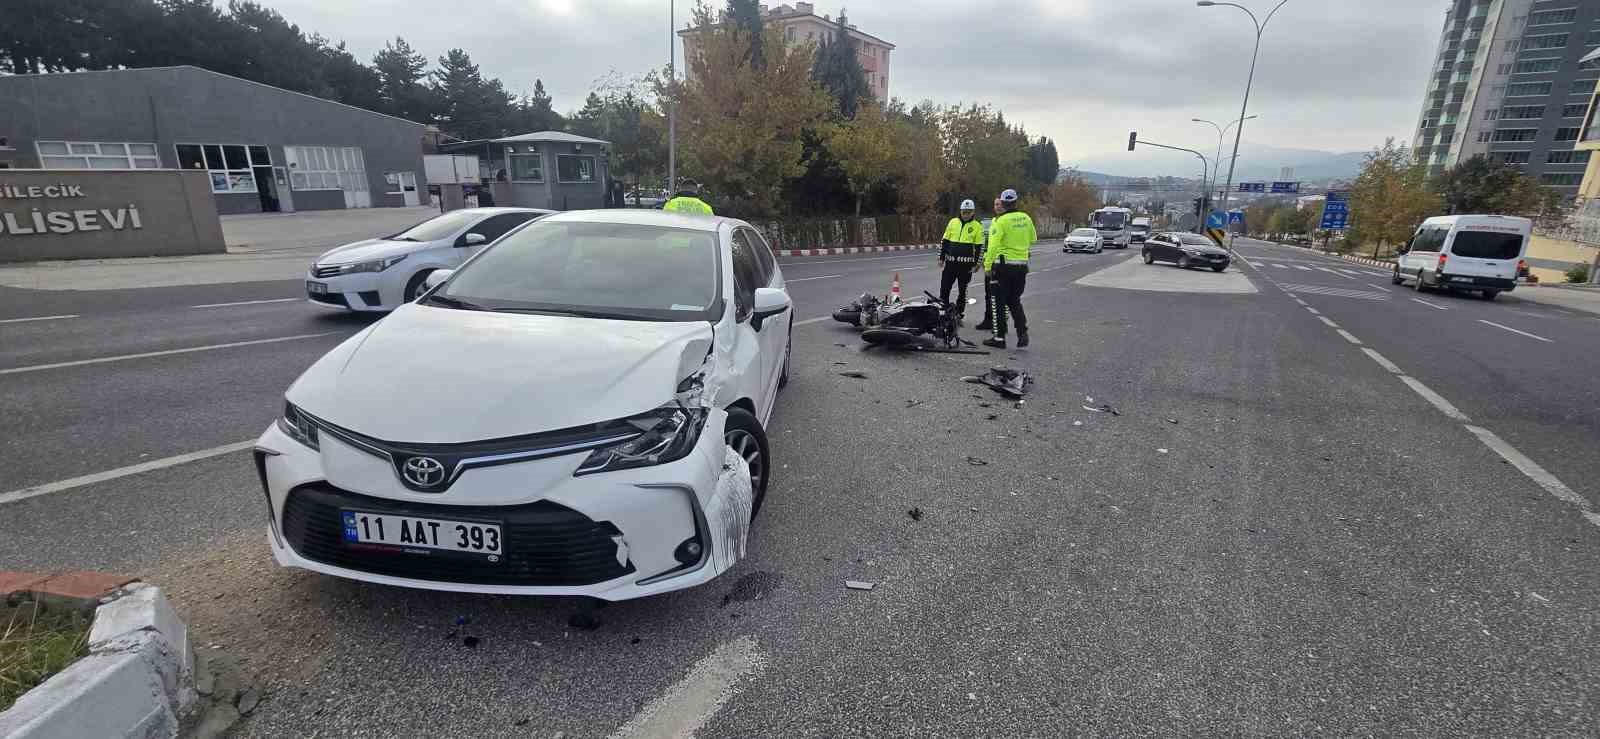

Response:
(373, 37), (433, 123)
(810, 9), (871, 119)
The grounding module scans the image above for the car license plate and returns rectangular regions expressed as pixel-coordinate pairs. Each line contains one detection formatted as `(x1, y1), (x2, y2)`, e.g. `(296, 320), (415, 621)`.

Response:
(341, 511), (502, 557)
(1451, 276), (1475, 283)
(307, 281), (328, 295)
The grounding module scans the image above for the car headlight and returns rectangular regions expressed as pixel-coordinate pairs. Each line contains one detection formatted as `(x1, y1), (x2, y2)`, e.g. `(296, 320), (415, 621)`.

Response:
(1181, 247), (1203, 255)
(574, 403), (708, 476)
(334, 254), (407, 274)
(277, 401), (320, 450)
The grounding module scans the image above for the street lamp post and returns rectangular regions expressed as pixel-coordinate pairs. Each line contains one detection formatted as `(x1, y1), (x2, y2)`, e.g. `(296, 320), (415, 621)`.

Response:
(1197, 0), (1289, 221)
(1192, 114), (1257, 214)
(667, 0), (677, 196)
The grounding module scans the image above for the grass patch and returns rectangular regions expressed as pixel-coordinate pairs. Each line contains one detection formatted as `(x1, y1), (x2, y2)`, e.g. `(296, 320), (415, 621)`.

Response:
(1, 602), (92, 711)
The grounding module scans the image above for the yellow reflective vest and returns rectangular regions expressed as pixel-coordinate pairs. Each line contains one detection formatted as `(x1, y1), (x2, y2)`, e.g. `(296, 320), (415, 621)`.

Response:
(663, 196), (714, 216)
(941, 217), (984, 264)
(984, 211), (1037, 270)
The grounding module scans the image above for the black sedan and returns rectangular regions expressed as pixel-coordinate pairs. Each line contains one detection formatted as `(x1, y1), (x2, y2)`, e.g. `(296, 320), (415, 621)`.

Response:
(1142, 232), (1231, 272)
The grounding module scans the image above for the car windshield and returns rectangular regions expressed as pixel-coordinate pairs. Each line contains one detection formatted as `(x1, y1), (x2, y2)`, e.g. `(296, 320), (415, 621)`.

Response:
(1179, 234), (1216, 246)
(1072, 229), (1100, 237)
(433, 220), (720, 321)
(1090, 212), (1127, 229)
(386, 210), (483, 242)
(1450, 230), (1524, 260)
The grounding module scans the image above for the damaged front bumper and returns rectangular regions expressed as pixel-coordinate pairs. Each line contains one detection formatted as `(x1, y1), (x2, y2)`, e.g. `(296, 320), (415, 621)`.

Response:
(252, 409), (753, 601)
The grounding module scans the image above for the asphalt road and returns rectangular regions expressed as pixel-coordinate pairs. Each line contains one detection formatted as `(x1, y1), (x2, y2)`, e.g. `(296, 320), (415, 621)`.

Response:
(3, 235), (1599, 736)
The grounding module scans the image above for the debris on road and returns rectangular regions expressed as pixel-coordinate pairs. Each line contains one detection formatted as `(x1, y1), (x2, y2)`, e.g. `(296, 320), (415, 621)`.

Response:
(963, 367), (1033, 398)
(905, 399), (924, 408)
(845, 581), (876, 591)
(967, 457), (989, 466)
(1157, 448), (1169, 454)
(1167, 418), (1179, 424)
(1529, 591), (1551, 603)
(1082, 403), (1120, 416)
(907, 507), (924, 521)
(839, 370), (869, 379)
(1072, 420), (1084, 427)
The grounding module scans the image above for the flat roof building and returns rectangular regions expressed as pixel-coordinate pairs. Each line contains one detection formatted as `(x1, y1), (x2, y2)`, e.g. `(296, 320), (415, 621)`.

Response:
(0, 66), (430, 215)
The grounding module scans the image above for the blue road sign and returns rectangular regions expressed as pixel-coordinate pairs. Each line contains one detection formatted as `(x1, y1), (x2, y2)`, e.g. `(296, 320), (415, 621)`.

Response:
(1320, 190), (1352, 230)
(1270, 181), (1301, 194)
(1205, 210), (1228, 229)
(1228, 210), (1245, 225)
(1237, 182), (1266, 193)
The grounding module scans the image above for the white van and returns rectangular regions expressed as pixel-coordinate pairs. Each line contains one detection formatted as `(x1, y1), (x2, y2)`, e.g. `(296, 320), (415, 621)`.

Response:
(1392, 214), (1530, 300)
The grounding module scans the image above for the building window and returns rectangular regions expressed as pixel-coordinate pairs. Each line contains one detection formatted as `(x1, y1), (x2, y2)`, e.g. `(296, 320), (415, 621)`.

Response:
(1494, 150), (1532, 164)
(1504, 104), (1546, 118)
(176, 143), (267, 193)
(1524, 33), (1569, 50)
(1492, 128), (1539, 141)
(508, 148), (544, 182)
(1505, 40), (1522, 52)
(1541, 172), (1583, 185)
(1484, 108), (1500, 120)
(1507, 81), (1553, 96)
(1562, 103), (1589, 117)
(1529, 8), (1577, 25)
(284, 145), (367, 194)
(1587, 29), (1600, 46)
(1582, 56), (1600, 71)
(38, 141), (161, 170)
(1515, 58), (1561, 73)
(1555, 126), (1582, 140)
(1572, 79), (1597, 95)
(556, 154), (596, 183)
(1547, 149), (1590, 163)
(1478, 131), (1493, 142)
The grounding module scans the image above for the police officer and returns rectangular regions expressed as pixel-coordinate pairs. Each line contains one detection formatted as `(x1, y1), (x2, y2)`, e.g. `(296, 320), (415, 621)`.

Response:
(982, 188), (1037, 349)
(663, 181), (714, 215)
(938, 199), (984, 317)
(974, 197), (1003, 332)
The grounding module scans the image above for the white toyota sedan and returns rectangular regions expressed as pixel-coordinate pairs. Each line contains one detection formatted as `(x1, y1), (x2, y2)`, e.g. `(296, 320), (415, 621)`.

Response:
(257, 210), (793, 600)
(1063, 228), (1105, 254)
(306, 207), (553, 312)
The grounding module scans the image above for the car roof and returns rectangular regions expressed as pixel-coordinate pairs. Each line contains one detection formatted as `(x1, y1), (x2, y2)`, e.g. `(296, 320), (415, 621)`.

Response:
(1422, 214), (1532, 227)
(538, 209), (740, 233)
(450, 207), (557, 217)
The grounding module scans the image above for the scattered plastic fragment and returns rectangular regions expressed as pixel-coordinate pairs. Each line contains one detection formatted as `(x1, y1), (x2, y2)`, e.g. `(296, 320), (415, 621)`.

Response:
(963, 367), (1033, 398)
(1529, 592), (1550, 603)
(1167, 418), (1179, 424)
(1082, 403), (1120, 416)
(846, 581), (876, 591)
(967, 457), (988, 466)
(1157, 448), (1169, 454)
(839, 371), (869, 379)
(905, 400), (924, 408)
(907, 507), (924, 521)
(1072, 420), (1083, 427)
(463, 636), (480, 648)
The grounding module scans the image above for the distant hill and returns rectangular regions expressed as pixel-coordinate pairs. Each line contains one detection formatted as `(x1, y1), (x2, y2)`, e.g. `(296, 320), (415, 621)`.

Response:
(1069, 142), (1368, 182)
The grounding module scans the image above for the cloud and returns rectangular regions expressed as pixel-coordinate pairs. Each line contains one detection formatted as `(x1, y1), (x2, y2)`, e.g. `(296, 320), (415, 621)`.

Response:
(266, 0), (1441, 164)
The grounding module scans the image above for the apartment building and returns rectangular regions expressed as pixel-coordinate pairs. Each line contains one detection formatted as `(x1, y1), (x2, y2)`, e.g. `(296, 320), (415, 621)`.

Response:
(1414, 0), (1600, 197)
(679, 2), (895, 100)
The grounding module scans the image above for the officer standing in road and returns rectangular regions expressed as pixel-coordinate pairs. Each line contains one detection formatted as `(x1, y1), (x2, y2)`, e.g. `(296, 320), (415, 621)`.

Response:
(974, 196), (1003, 333)
(938, 199), (984, 318)
(982, 188), (1037, 349)
(663, 181), (714, 215)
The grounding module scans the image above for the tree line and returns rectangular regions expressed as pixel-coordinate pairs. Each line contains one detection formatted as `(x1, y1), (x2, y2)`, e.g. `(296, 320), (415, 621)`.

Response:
(4, 0), (1073, 220)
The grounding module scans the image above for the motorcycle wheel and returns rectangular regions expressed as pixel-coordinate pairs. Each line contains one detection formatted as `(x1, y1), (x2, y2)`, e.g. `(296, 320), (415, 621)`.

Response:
(832, 308), (862, 326)
(862, 328), (925, 348)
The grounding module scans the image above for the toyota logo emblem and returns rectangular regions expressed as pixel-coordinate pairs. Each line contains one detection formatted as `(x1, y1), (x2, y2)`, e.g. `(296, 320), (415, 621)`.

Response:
(402, 456), (446, 487)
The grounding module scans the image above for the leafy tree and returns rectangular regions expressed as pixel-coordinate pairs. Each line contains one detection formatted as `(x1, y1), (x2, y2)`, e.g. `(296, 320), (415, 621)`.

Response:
(725, 0), (765, 69)
(827, 102), (899, 215)
(1432, 155), (1557, 217)
(679, 3), (834, 216)
(1048, 173), (1099, 226)
(940, 103), (1026, 211)
(373, 37), (435, 123)
(1348, 138), (1440, 257)
(810, 9), (871, 120)
(884, 100), (948, 213)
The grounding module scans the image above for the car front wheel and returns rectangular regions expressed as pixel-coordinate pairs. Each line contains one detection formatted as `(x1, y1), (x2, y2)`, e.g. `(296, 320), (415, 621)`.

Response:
(403, 270), (434, 303)
(1143, 250), (1155, 264)
(1177, 255), (1191, 269)
(723, 407), (771, 517)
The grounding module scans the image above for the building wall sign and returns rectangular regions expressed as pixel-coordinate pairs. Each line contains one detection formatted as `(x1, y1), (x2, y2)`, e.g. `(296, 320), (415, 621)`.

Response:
(0, 170), (224, 263)
(0, 183), (144, 236)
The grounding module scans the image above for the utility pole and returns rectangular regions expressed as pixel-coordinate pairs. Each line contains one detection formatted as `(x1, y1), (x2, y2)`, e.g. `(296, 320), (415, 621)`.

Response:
(1197, 0), (1290, 227)
(667, 0), (677, 196)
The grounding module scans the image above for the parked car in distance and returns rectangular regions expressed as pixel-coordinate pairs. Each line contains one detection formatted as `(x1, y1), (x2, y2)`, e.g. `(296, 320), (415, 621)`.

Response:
(626, 189), (669, 209)
(1064, 228), (1105, 253)
(1393, 214), (1530, 301)
(306, 207), (553, 312)
(259, 209), (793, 601)
(1143, 232), (1231, 272)
(1130, 216), (1152, 244)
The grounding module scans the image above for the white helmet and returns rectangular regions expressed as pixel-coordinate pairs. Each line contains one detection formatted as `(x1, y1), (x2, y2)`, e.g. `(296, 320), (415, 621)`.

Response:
(960, 199), (976, 211)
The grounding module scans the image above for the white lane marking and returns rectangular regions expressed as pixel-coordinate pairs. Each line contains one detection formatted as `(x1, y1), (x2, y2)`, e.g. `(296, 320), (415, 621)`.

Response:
(1399, 376), (1471, 422)
(1317, 316), (1339, 328)
(1280, 283), (1388, 301)
(794, 316), (833, 326)
(610, 636), (763, 739)
(1241, 258), (1258, 267)
(1367, 283), (1393, 292)
(1294, 265), (1313, 271)
(1463, 425), (1594, 520)
(0, 332), (338, 376)
(1273, 263), (1289, 269)
(1411, 297), (1448, 311)
(1361, 347), (1403, 374)
(1305, 307), (1321, 315)
(784, 274), (842, 283)
(1336, 329), (1363, 345)
(0, 314), (79, 325)
(190, 297), (300, 309)
(0, 441), (254, 507)
(1318, 267), (1361, 281)
(1478, 319), (1553, 343)
(891, 265), (931, 272)
(780, 253), (933, 266)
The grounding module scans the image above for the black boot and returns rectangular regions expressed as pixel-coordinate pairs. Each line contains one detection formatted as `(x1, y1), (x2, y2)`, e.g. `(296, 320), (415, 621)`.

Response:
(982, 337), (1006, 349)
(1017, 330), (1029, 348)
(974, 318), (992, 331)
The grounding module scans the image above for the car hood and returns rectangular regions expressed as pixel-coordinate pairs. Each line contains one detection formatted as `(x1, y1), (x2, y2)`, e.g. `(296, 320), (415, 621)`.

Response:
(287, 304), (715, 442)
(1180, 243), (1229, 256)
(1067, 235), (1098, 241)
(316, 238), (425, 266)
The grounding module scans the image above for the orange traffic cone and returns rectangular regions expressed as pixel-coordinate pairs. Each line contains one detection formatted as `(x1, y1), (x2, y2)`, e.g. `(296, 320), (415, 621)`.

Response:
(889, 272), (902, 303)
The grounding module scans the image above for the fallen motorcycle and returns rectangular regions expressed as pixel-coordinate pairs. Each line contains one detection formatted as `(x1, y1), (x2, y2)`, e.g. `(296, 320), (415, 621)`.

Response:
(843, 291), (988, 354)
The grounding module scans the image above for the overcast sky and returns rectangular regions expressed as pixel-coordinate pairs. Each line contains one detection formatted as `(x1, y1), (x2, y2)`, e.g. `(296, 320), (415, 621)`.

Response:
(268, 0), (1443, 168)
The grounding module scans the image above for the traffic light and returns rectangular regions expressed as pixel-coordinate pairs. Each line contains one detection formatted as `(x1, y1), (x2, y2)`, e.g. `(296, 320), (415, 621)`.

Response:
(1127, 132), (1138, 152)
(1193, 197), (1204, 217)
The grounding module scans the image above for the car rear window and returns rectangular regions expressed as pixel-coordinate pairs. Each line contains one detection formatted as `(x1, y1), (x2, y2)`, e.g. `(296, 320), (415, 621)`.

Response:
(1450, 231), (1524, 260)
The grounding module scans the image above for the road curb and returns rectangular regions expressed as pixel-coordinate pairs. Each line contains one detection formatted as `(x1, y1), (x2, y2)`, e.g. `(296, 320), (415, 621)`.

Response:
(0, 582), (194, 739)
(1338, 254), (1395, 269)
(777, 243), (938, 257)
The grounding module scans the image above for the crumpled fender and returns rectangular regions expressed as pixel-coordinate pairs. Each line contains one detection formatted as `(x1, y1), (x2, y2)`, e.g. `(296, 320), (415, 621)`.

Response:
(703, 444), (753, 575)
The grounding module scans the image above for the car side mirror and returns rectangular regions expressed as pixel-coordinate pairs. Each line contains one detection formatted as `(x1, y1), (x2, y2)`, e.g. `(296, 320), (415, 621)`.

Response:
(460, 232), (487, 247)
(421, 269), (454, 294)
(750, 287), (790, 332)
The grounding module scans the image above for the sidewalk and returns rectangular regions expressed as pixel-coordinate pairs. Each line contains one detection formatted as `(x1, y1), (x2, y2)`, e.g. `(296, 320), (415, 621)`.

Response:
(1512, 283), (1600, 316)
